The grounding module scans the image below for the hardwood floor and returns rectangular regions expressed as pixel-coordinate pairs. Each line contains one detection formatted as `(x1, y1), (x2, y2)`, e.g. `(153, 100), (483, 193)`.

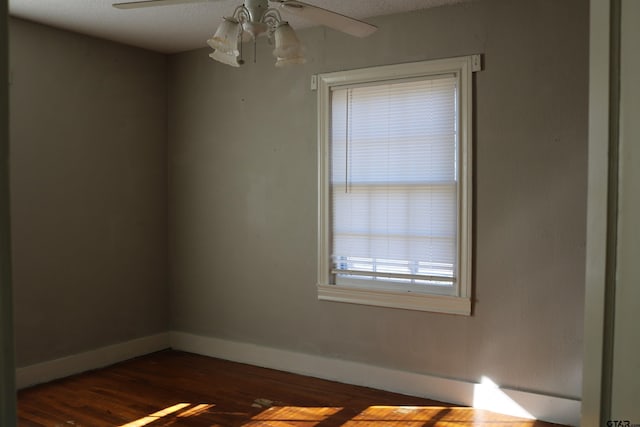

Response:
(18, 350), (565, 427)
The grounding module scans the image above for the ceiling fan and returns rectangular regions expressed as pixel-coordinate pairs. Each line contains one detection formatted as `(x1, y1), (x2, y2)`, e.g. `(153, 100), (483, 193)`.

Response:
(113, 0), (378, 67)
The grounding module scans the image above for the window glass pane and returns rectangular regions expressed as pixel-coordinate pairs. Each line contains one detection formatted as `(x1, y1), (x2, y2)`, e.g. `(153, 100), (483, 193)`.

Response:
(330, 76), (458, 284)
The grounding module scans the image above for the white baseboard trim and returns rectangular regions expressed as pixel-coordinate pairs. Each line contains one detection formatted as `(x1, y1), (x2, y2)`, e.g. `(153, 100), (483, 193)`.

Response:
(16, 332), (170, 389)
(170, 331), (581, 426)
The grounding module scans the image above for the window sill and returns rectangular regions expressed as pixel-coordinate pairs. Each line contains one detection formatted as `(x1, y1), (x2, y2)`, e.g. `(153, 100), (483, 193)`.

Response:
(317, 284), (471, 315)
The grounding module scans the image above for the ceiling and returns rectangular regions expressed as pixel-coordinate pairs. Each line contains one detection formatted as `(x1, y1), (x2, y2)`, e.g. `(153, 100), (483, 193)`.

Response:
(9, 0), (466, 54)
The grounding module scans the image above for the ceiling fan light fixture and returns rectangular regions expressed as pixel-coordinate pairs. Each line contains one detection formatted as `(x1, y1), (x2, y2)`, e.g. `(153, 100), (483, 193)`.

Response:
(115, 0), (378, 67)
(207, 17), (241, 55)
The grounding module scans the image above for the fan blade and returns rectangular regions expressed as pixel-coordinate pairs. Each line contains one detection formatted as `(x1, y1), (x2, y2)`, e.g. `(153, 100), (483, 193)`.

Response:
(113, 0), (211, 9)
(275, 0), (377, 38)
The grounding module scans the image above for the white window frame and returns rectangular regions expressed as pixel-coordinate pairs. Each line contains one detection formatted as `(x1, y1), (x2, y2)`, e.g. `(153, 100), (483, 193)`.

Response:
(317, 56), (476, 315)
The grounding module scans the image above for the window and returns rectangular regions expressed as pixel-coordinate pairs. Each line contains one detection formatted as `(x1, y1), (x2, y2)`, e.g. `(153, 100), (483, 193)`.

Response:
(317, 56), (476, 314)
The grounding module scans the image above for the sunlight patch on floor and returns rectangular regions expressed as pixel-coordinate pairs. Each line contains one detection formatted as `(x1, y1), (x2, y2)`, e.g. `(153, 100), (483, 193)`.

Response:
(177, 403), (215, 417)
(345, 406), (455, 426)
(116, 397), (540, 426)
(245, 405), (344, 426)
(118, 402), (202, 427)
(243, 404), (542, 426)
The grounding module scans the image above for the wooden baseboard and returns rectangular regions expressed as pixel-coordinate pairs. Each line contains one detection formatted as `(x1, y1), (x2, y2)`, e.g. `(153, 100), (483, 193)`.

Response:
(16, 333), (170, 389)
(170, 331), (581, 426)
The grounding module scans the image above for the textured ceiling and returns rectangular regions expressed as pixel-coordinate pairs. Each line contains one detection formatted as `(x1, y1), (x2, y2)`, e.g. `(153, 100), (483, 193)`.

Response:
(9, 0), (466, 53)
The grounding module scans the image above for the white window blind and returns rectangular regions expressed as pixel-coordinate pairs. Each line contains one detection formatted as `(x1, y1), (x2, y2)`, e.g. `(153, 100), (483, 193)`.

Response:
(329, 75), (458, 293)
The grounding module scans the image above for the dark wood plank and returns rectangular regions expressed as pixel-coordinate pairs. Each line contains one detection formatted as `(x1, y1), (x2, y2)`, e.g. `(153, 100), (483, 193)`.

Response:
(17, 350), (566, 426)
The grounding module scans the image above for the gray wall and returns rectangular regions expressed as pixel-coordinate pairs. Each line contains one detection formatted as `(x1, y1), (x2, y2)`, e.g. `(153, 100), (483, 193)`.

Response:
(9, 18), (168, 367)
(168, 0), (588, 399)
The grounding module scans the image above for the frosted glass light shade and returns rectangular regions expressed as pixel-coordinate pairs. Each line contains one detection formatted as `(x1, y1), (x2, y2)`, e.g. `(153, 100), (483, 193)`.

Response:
(207, 17), (241, 55)
(209, 49), (241, 67)
(273, 22), (302, 58)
